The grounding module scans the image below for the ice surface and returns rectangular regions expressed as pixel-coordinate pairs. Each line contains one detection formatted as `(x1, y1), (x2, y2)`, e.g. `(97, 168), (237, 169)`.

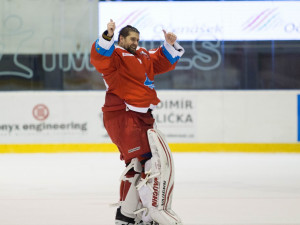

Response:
(0, 153), (300, 225)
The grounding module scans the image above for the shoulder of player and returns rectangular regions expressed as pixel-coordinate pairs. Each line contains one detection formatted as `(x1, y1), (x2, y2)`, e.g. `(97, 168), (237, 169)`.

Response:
(114, 46), (151, 57)
(137, 46), (150, 53)
(136, 47), (151, 57)
(115, 46), (126, 53)
(113, 46), (131, 57)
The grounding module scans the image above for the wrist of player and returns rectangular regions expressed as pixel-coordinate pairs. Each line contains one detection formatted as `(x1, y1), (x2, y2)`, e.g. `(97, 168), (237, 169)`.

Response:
(166, 40), (175, 46)
(103, 30), (114, 41)
(107, 32), (114, 37)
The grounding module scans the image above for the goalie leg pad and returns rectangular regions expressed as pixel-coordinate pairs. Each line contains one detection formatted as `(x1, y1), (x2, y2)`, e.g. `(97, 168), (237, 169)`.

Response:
(117, 158), (143, 223)
(137, 129), (183, 225)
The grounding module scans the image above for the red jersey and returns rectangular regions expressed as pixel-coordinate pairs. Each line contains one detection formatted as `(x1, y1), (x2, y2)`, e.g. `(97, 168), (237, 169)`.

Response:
(90, 34), (184, 113)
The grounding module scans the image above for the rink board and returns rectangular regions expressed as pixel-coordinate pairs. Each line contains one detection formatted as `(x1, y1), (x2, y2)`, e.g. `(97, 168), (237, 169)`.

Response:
(0, 91), (299, 153)
(0, 143), (299, 153)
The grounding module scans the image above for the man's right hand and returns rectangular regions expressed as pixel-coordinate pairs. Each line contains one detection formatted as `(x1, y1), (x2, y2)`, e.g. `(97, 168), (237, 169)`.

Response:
(107, 19), (116, 37)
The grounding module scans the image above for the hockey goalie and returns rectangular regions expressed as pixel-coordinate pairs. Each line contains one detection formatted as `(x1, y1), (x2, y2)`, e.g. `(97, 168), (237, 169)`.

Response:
(90, 18), (185, 225)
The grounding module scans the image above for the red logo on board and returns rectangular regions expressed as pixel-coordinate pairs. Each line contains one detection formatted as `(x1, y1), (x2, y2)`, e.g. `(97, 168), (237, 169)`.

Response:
(32, 104), (49, 121)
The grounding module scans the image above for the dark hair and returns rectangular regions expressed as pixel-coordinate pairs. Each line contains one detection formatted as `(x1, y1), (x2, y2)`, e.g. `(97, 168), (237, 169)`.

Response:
(118, 25), (140, 43)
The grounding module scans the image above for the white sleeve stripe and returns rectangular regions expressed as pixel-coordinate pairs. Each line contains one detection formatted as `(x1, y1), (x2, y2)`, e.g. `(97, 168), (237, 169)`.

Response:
(98, 35), (115, 50)
(163, 40), (185, 58)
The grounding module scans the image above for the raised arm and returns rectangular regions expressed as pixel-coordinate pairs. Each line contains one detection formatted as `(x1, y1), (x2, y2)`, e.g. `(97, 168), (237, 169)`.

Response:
(90, 19), (120, 74)
(149, 30), (185, 75)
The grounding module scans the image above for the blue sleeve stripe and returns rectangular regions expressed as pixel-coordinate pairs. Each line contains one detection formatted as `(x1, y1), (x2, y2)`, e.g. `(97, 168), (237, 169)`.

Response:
(95, 39), (115, 57)
(162, 45), (180, 65)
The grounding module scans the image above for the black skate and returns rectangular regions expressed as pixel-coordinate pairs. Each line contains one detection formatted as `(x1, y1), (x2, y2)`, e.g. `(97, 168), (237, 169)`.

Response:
(115, 207), (159, 225)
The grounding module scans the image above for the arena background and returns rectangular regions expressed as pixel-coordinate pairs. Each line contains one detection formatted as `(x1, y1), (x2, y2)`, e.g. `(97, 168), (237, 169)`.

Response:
(0, 0), (299, 153)
(1, 1), (300, 225)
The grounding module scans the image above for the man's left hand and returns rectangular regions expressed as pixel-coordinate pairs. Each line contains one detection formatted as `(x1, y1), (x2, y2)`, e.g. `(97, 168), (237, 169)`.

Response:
(163, 29), (177, 46)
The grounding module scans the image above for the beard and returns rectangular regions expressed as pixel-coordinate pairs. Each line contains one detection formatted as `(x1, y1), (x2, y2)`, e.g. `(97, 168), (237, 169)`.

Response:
(125, 45), (137, 54)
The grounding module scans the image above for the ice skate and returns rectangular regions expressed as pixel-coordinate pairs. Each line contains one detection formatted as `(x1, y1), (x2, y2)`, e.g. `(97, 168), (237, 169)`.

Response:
(116, 206), (159, 225)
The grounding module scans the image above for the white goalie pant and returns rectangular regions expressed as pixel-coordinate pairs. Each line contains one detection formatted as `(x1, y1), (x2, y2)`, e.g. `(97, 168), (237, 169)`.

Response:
(136, 128), (183, 225)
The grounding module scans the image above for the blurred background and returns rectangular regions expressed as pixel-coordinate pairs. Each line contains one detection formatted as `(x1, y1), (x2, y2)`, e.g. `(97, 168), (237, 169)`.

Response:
(0, 0), (299, 152)
(1, 0), (300, 91)
(0, 0), (300, 225)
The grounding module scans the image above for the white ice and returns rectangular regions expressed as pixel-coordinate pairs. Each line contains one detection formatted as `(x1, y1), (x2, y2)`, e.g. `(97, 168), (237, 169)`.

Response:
(0, 153), (300, 225)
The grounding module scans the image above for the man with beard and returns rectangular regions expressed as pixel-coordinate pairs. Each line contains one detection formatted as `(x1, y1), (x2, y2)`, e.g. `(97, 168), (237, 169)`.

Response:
(90, 19), (185, 225)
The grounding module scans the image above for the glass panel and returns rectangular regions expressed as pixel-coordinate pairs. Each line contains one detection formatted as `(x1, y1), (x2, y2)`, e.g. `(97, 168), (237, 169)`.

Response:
(1, 0), (299, 91)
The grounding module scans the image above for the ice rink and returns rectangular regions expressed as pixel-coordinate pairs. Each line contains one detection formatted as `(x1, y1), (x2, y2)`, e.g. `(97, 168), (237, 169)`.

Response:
(0, 153), (300, 225)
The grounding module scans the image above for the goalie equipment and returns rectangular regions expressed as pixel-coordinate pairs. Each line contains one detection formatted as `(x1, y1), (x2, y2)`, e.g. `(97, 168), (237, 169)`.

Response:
(136, 129), (183, 225)
(116, 158), (143, 224)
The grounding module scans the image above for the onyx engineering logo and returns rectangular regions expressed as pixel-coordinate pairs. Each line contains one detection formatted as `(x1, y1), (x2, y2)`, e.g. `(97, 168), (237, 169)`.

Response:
(0, 104), (87, 133)
(32, 104), (49, 121)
